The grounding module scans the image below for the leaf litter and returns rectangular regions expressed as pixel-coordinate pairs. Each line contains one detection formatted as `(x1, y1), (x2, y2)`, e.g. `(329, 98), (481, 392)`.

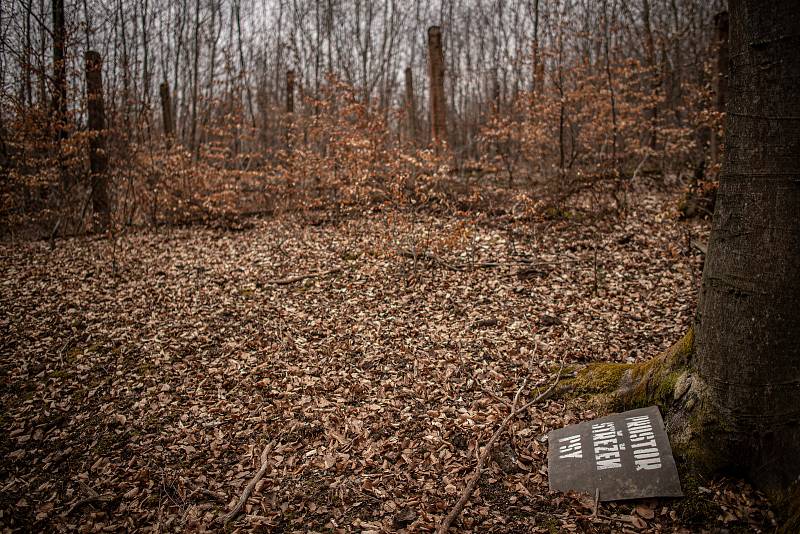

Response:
(0, 190), (776, 532)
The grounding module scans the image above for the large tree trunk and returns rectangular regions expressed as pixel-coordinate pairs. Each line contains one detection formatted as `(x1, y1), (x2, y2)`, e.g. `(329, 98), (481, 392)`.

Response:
(693, 0), (799, 497)
(574, 0), (799, 524)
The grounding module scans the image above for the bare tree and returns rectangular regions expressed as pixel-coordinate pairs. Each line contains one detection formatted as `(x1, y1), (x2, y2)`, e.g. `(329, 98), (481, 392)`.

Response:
(404, 66), (417, 143)
(52, 0), (66, 137)
(428, 25), (446, 146)
(159, 81), (174, 142)
(86, 50), (109, 231)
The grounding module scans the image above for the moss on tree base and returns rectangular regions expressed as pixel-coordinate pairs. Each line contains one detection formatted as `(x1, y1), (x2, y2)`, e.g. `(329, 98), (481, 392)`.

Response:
(560, 328), (726, 470)
(560, 328), (799, 532)
(560, 328), (695, 413)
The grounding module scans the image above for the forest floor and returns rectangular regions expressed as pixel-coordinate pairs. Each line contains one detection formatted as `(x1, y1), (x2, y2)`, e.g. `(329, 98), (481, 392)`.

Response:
(0, 185), (777, 532)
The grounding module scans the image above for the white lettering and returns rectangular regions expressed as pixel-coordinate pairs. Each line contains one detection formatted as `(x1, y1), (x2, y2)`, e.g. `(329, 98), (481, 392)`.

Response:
(597, 458), (622, 470)
(635, 455), (662, 470)
(558, 434), (583, 459)
(592, 422), (622, 470)
(625, 415), (663, 471)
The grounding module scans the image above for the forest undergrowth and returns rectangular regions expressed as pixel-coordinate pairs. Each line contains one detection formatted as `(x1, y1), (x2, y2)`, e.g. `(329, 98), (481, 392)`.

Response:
(0, 183), (775, 532)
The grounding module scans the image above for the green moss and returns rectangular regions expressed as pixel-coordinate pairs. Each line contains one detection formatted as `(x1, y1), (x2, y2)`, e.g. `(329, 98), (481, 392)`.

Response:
(340, 250), (361, 262)
(48, 369), (71, 380)
(673, 469), (717, 526)
(543, 206), (573, 221)
(612, 329), (695, 412)
(617, 367), (682, 412)
(559, 328), (694, 413)
(665, 327), (694, 367)
(569, 362), (633, 395)
(538, 514), (560, 534)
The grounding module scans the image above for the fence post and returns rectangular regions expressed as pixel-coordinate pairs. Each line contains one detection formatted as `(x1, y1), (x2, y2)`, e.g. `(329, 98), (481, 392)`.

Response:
(428, 26), (447, 148)
(86, 50), (110, 231)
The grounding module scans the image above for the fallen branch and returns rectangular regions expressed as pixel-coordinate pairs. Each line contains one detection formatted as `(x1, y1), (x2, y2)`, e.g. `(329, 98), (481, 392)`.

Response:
(65, 482), (115, 516)
(220, 439), (277, 525)
(65, 494), (115, 516)
(267, 268), (341, 285)
(437, 362), (565, 534)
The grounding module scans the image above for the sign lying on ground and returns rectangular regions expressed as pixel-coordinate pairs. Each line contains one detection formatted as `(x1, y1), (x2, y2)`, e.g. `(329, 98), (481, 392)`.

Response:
(547, 406), (682, 501)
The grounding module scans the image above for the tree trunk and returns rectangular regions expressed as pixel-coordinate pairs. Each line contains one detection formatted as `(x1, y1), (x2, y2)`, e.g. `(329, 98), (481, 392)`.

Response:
(86, 51), (110, 232)
(23, 0), (33, 108)
(52, 0), (66, 138)
(189, 0), (200, 158)
(404, 66), (417, 144)
(159, 81), (174, 143)
(530, 0), (539, 95)
(693, 0), (799, 499)
(602, 0), (618, 170)
(286, 69), (294, 114)
(709, 11), (729, 168)
(642, 0), (659, 150)
(427, 26), (446, 147)
(38, 0), (47, 108)
(575, 1), (799, 524)
(285, 69), (294, 148)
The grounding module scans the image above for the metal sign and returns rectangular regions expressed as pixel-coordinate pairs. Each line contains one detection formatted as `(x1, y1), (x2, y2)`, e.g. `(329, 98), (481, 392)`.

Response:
(547, 406), (683, 501)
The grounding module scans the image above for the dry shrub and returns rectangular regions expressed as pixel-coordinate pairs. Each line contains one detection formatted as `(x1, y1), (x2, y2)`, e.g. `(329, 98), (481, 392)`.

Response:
(479, 58), (704, 210)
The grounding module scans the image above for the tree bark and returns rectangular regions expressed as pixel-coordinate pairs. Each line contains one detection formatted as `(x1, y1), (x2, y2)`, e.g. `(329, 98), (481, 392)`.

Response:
(86, 51), (110, 231)
(52, 0), (66, 137)
(189, 0), (200, 158)
(23, 0), (33, 108)
(286, 69), (294, 115)
(530, 0), (540, 95)
(641, 0), (660, 150)
(709, 11), (729, 168)
(576, 1), (799, 524)
(427, 26), (446, 147)
(404, 66), (417, 144)
(159, 81), (174, 143)
(693, 0), (799, 498)
(285, 69), (295, 148)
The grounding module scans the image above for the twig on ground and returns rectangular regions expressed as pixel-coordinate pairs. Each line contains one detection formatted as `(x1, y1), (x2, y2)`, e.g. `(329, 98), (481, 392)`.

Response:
(220, 439), (277, 525)
(267, 268), (341, 285)
(65, 482), (115, 516)
(593, 487), (600, 517)
(437, 361), (565, 533)
(399, 248), (463, 271)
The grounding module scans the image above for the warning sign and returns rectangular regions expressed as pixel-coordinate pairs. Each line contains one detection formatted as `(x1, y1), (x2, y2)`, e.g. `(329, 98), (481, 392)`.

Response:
(547, 406), (683, 501)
